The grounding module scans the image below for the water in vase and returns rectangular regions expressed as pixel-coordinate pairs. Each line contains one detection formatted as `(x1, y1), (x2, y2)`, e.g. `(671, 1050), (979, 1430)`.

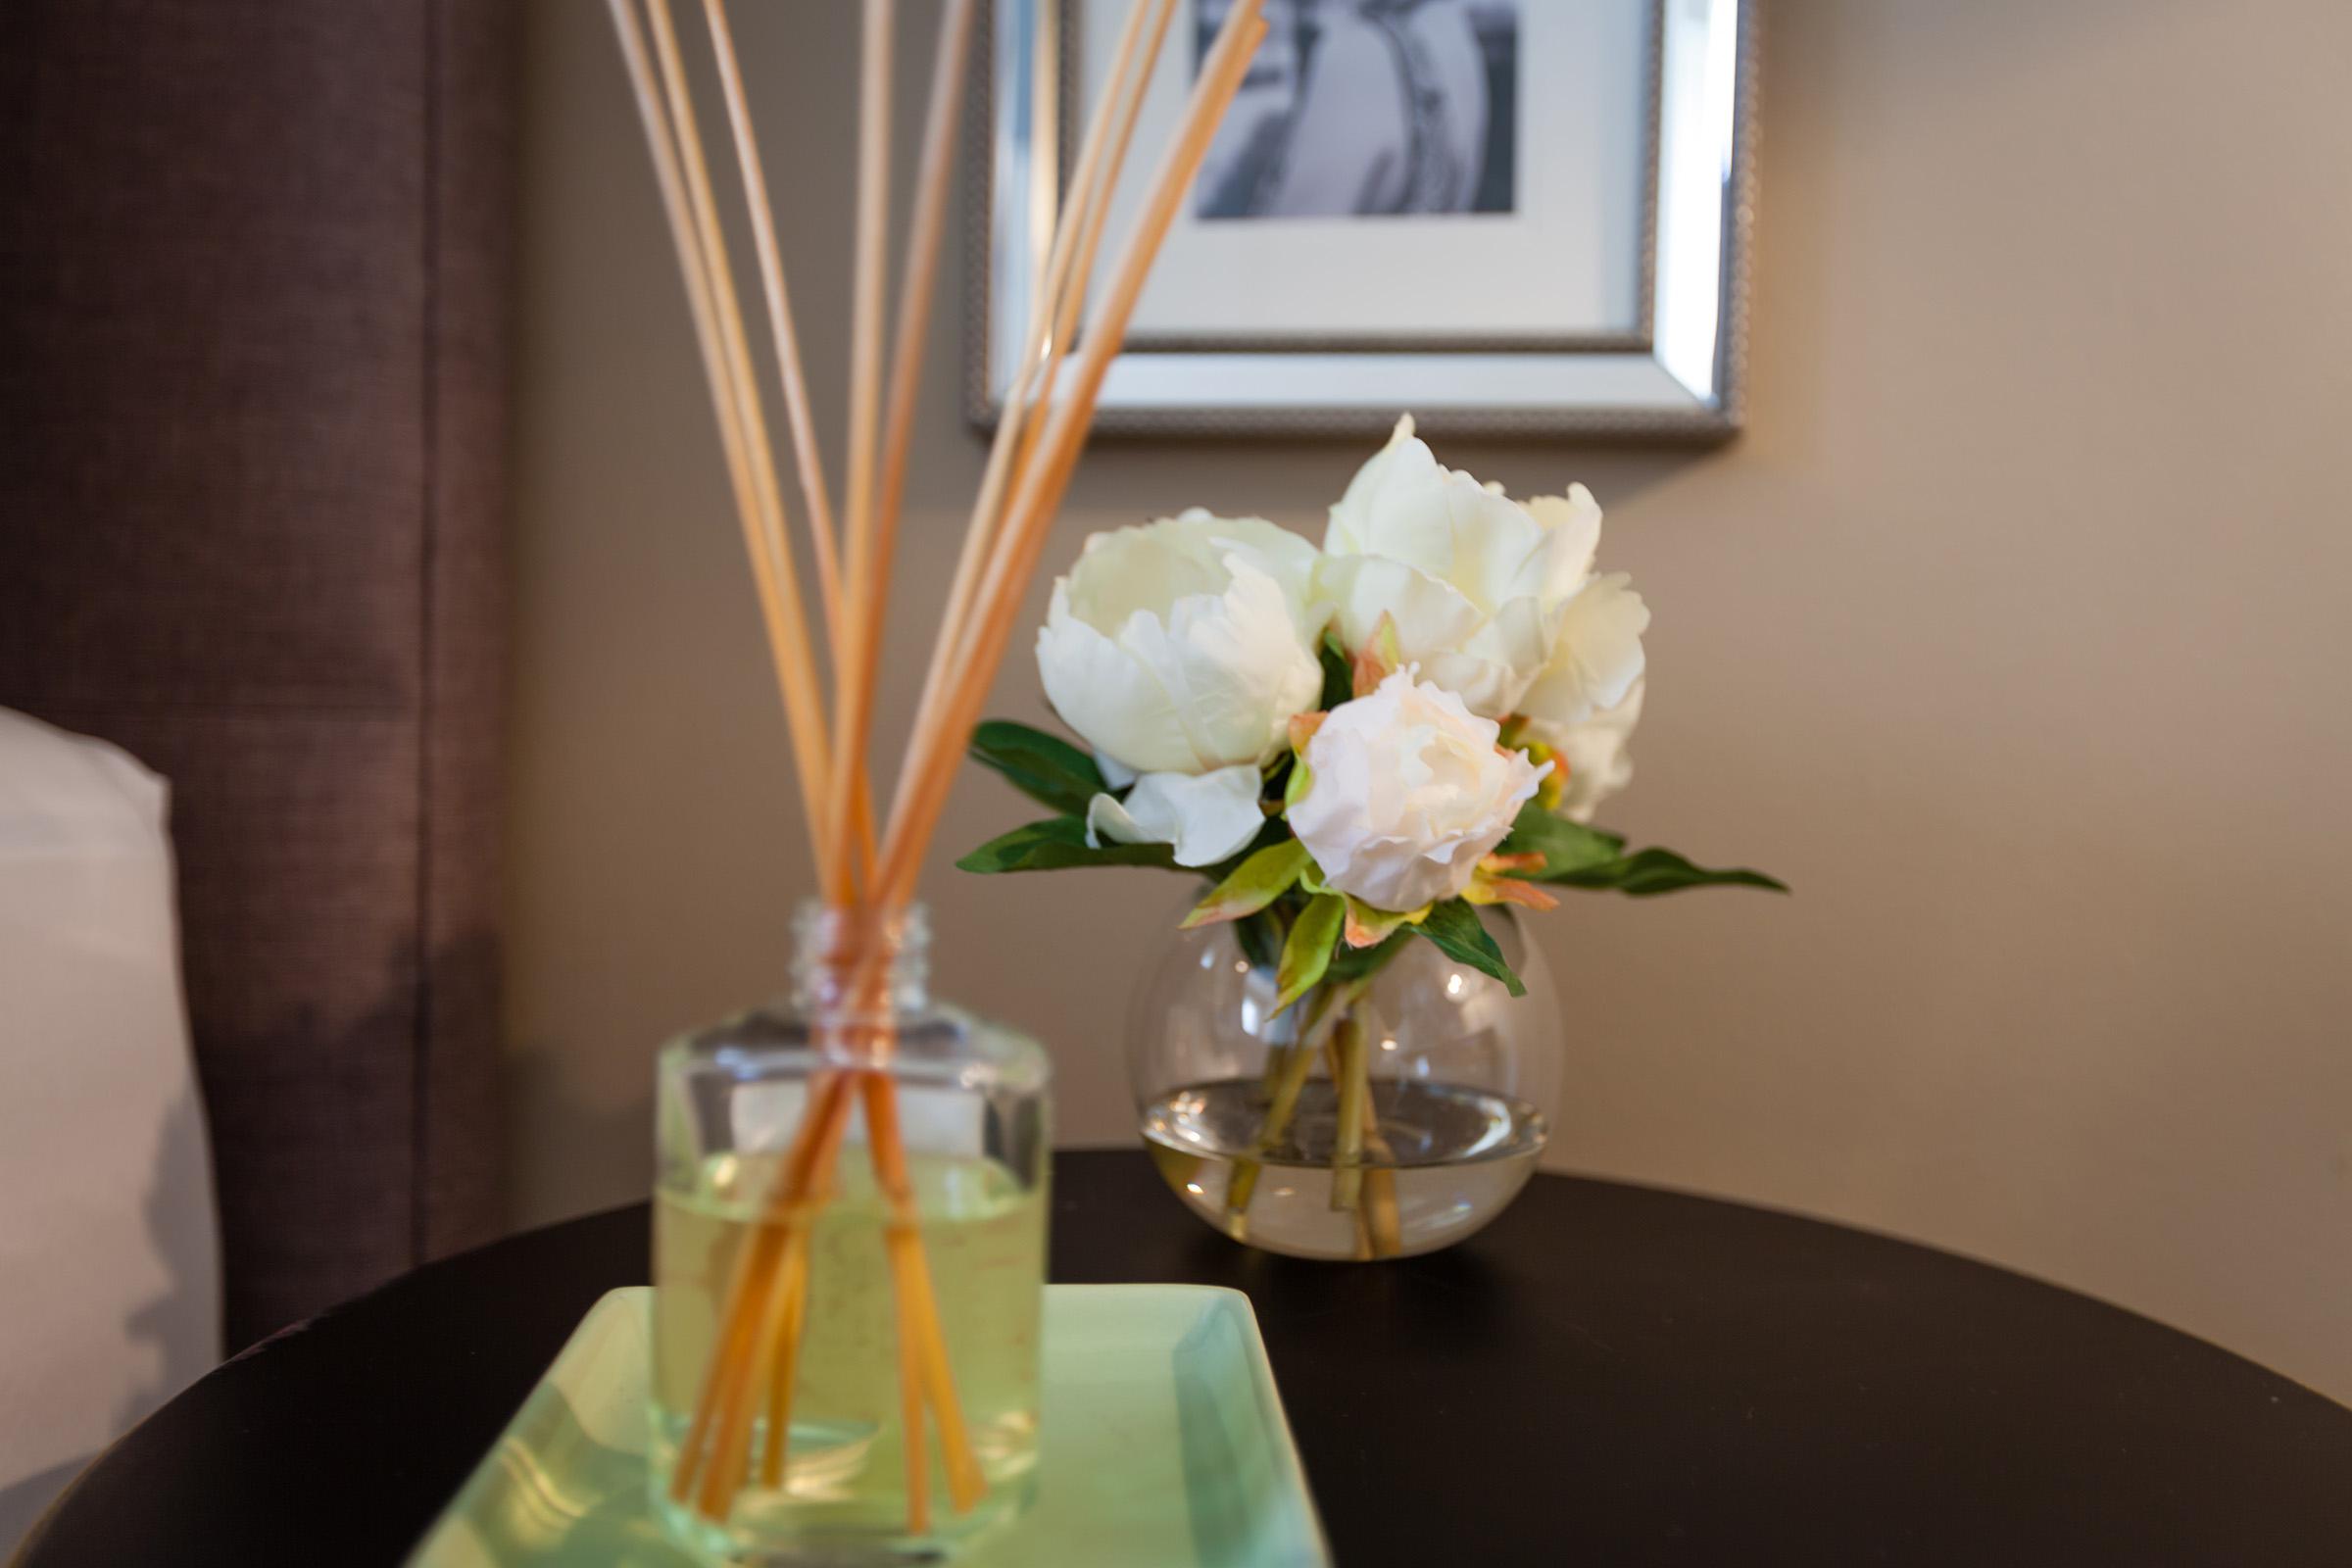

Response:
(1141, 1077), (1545, 1260)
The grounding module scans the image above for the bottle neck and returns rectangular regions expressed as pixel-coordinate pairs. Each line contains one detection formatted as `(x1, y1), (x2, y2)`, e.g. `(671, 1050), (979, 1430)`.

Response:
(790, 901), (931, 1019)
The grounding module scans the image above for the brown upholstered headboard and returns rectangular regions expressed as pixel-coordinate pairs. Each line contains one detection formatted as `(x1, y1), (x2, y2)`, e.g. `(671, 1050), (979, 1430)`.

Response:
(0, 0), (514, 1346)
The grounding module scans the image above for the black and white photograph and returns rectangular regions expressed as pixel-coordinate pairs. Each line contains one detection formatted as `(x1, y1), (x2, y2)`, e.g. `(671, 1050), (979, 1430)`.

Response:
(1194, 0), (1521, 220)
(979, 0), (1735, 432)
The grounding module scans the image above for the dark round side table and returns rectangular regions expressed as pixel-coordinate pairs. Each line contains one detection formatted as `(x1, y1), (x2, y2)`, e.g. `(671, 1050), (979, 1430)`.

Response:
(18, 1152), (2352, 1566)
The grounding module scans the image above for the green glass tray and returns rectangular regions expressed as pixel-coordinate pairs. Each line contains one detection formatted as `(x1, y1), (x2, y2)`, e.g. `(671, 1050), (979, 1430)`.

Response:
(407, 1285), (1327, 1568)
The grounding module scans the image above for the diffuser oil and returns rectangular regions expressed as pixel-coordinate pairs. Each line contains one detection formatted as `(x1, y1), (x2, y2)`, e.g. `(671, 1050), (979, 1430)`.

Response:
(651, 1147), (1045, 1559)
(651, 904), (1051, 1564)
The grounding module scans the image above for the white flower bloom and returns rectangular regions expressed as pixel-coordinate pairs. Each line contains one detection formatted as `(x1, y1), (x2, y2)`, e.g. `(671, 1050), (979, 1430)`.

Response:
(1038, 510), (1324, 778)
(1517, 572), (1649, 731)
(1529, 679), (1642, 824)
(1316, 416), (1645, 721)
(1289, 669), (1549, 912)
(1084, 764), (1266, 868)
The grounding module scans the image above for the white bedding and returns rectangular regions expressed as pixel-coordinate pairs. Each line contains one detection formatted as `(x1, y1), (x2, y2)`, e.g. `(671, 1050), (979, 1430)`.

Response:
(0, 709), (220, 1547)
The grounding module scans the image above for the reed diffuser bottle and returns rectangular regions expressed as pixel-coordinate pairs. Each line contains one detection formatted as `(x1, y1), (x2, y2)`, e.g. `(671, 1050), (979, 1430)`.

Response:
(652, 904), (1051, 1563)
(601, 0), (1271, 1553)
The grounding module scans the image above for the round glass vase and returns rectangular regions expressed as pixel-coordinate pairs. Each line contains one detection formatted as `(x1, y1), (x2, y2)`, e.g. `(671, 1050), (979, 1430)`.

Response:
(1130, 899), (1559, 1261)
(651, 904), (1051, 1565)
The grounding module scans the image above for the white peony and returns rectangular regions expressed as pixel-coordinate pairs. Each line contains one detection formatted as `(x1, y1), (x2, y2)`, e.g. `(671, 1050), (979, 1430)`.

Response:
(1528, 679), (1642, 824)
(1084, 765), (1266, 868)
(1039, 510), (1323, 867)
(1289, 669), (1550, 912)
(1317, 416), (1647, 722)
(1518, 573), (1650, 730)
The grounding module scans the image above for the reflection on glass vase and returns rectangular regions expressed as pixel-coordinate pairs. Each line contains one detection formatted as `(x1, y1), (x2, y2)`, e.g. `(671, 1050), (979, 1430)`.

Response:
(1130, 895), (1560, 1260)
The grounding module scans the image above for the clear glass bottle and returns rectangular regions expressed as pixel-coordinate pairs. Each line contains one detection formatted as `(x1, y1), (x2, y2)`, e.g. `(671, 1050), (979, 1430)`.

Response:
(652, 903), (1050, 1564)
(1130, 896), (1559, 1261)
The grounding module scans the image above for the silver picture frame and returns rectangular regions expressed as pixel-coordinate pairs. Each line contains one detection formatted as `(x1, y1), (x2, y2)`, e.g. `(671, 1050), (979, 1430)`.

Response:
(967, 0), (1758, 441)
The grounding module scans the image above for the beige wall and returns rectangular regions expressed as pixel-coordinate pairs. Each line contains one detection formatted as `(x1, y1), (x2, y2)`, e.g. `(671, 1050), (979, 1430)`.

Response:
(509, 0), (2352, 1399)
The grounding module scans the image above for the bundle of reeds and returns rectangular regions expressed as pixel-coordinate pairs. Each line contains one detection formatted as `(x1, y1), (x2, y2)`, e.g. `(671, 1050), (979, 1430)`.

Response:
(603, 0), (1269, 1534)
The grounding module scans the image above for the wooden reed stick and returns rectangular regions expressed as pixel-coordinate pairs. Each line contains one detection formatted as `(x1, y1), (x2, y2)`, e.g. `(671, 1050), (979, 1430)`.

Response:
(644, 0), (852, 899)
(906, 0), (1209, 762)
(673, 1067), (856, 1509)
(891, 1238), (931, 1535)
(675, 3), (1259, 1517)
(699, 0), (845, 649)
(847, 48), (1272, 1368)
(905, 0), (1166, 749)
(828, 0), (977, 912)
(842, 0), (895, 564)
(881, 1), (1269, 903)
(612, 0), (965, 1532)
(643, 0), (818, 657)
(667, 0), (1213, 1523)
(819, 0), (895, 899)
(694, 1246), (799, 1517)
(820, 4), (985, 1521)
(700, 0), (881, 886)
(757, 1238), (810, 1487)
(678, 976), (980, 1518)
(613, 0), (1265, 1538)
(860, 1074), (931, 1532)
(860, 1072), (985, 1509)
(674, 1064), (853, 1499)
(667, 1219), (784, 1500)
(871, 0), (977, 565)
(644, 0), (835, 815)
(608, 0), (831, 851)
(1017, 0), (1180, 478)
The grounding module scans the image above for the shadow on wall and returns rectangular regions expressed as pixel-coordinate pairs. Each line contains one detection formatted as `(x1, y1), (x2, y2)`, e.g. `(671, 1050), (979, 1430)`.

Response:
(0, 1084), (219, 1555)
(186, 920), (507, 1349)
(120, 1086), (224, 1432)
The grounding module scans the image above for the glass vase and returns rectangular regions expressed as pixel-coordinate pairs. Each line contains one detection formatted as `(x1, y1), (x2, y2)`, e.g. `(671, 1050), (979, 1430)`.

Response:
(1130, 897), (1559, 1261)
(652, 903), (1051, 1564)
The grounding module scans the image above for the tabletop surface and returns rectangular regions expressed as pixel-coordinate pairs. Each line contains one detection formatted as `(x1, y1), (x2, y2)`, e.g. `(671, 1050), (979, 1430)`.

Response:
(18, 1152), (2352, 1567)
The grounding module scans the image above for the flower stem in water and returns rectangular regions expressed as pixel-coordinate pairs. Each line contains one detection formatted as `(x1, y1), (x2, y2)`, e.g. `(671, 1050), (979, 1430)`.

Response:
(1225, 981), (1359, 1226)
(1225, 1038), (1316, 1223)
(1330, 1010), (1370, 1212)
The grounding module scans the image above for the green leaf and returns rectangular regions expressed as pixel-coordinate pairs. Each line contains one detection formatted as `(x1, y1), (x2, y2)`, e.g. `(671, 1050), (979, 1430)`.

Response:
(1325, 924), (1411, 984)
(954, 816), (1177, 874)
(1282, 755), (1315, 812)
(1183, 839), (1314, 928)
(1234, 907), (1287, 973)
(1340, 895), (1428, 951)
(1548, 847), (1788, 897)
(1316, 633), (1353, 711)
(1199, 815), (1292, 884)
(967, 720), (1107, 816)
(1498, 801), (1786, 897)
(1273, 893), (1347, 1012)
(1416, 901), (1526, 997)
(1499, 800), (1625, 879)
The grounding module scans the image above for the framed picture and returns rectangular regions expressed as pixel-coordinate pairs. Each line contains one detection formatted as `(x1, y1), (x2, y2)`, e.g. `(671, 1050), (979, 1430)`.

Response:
(968, 0), (1757, 440)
